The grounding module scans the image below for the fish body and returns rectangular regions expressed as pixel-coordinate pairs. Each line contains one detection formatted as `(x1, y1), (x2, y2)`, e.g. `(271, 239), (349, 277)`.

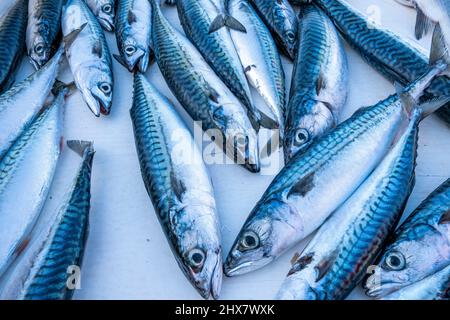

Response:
(366, 177), (450, 298)
(149, 0), (260, 172)
(62, 0), (114, 116)
(308, 0), (450, 125)
(228, 0), (286, 136)
(130, 73), (222, 300)
(224, 59), (449, 276)
(382, 264), (450, 300)
(84, 0), (115, 31)
(0, 89), (65, 279)
(172, 0), (273, 130)
(0, 0), (28, 93)
(26, 0), (64, 69)
(0, 47), (63, 161)
(284, 4), (348, 161)
(115, 0), (152, 72)
(15, 140), (94, 300)
(249, 0), (298, 60)
(277, 109), (420, 300)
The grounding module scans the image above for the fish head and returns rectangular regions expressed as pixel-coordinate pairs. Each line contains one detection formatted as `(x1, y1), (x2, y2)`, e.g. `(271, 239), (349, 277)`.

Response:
(365, 241), (424, 298)
(175, 206), (223, 299)
(275, 2), (298, 59)
(77, 68), (113, 116)
(284, 98), (335, 162)
(28, 33), (51, 70)
(120, 37), (149, 72)
(210, 103), (260, 172)
(96, 0), (115, 31)
(224, 199), (302, 276)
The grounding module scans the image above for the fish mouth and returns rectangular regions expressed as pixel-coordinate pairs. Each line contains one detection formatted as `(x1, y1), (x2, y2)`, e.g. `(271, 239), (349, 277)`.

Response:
(224, 256), (272, 277)
(84, 91), (111, 117)
(98, 17), (114, 32)
(29, 56), (43, 70)
(191, 252), (223, 300)
(365, 277), (404, 298)
(127, 51), (148, 73)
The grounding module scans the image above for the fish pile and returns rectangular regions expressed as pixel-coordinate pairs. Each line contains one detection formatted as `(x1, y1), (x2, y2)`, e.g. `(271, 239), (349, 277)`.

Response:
(0, 0), (448, 300)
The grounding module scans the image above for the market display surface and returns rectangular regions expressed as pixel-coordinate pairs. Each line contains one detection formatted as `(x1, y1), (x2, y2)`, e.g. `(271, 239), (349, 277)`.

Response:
(0, 0), (449, 300)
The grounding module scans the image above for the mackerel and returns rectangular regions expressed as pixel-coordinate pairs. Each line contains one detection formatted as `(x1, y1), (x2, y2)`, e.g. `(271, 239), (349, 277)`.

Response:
(149, 0), (260, 172)
(0, 0), (28, 93)
(284, 4), (348, 161)
(85, 0), (115, 31)
(26, 0), (64, 69)
(0, 47), (63, 161)
(130, 73), (222, 299)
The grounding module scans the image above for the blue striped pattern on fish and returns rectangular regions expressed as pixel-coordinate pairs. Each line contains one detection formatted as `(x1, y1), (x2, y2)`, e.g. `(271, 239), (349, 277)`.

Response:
(277, 109), (420, 300)
(284, 4), (348, 161)
(0, 0), (28, 93)
(22, 140), (94, 300)
(249, 0), (298, 59)
(26, 0), (64, 69)
(308, 0), (450, 124)
(366, 177), (450, 298)
(130, 73), (222, 299)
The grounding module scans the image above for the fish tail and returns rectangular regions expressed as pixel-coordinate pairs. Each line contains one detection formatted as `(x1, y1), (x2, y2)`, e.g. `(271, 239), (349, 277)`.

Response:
(209, 14), (247, 34)
(67, 140), (94, 158)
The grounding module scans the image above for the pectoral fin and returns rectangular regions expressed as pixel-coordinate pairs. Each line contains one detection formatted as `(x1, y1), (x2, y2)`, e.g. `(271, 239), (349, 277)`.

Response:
(415, 8), (433, 40)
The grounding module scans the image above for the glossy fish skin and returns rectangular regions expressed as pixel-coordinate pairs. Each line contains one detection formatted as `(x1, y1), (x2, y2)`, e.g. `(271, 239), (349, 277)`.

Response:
(284, 4), (348, 162)
(0, 0), (28, 94)
(249, 0), (298, 60)
(85, 0), (115, 31)
(115, 0), (152, 72)
(0, 47), (63, 161)
(18, 140), (94, 300)
(171, 0), (269, 131)
(62, 0), (114, 116)
(130, 73), (222, 300)
(223, 61), (448, 277)
(149, 0), (260, 172)
(26, 0), (64, 69)
(0, 89), (65, 279)
(228, 0), (286, 136)
(382, 264), (450, 300)
(277, 109), (420, 300)
(306, 0), (450, 124)
(366, 177), (450, 298)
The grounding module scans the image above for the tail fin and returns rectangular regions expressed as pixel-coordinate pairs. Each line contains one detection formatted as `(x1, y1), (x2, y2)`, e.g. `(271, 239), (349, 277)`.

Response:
(67, 140), (94, 157)
(430, 24), (450, 77)
(209, 14), (247, 33)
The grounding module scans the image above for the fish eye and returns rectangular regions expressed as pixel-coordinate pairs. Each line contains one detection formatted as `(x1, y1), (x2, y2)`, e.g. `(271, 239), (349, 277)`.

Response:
(99, 83), (112, 94)
(384, 251), (406, 271)
(286, 31), (295, 42)
(125, 45), (136, 56)
(34, 43), (45, 55)
(294, 128), (309, 146)
(240, 231), (260, 250)
(188, 248), (206, 269)
(102, 4), (112, 14)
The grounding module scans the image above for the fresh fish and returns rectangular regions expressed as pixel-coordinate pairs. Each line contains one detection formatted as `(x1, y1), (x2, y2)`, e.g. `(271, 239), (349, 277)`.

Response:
(366, 177), (450, 298)
(228, 0), (286, 137)
(0, 87), (65, 279)
(300, 0), (450, 125)
(284, 4), (348, 162)
(277, 107), (420, 300)
(168, 0), (277, 131)
(14, 140), (94, 300)
(114, 0), (152, 72)
(62, 0), (114, 116)
(0, 0), (28, 93)
(26, 0), (64, 69)
(85, 0), (115, 31)
(130, 73), (222, 300)
(0, 47), (63, 161)
(149, 0), (260, 172)
(249, 0), (298, 60)
(224, 34), (450, 276)
(382, 264), (450, 300)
